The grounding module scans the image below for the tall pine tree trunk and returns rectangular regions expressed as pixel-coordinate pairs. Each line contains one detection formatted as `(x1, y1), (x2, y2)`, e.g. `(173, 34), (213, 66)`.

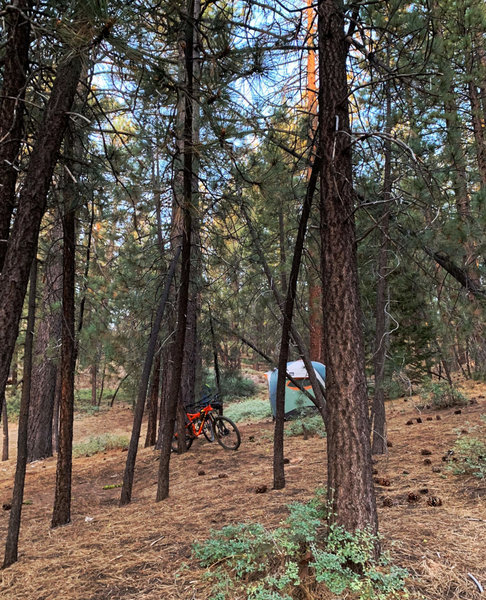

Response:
(3, 258), (37, 567)
(305, 0), (323, 362)
(156, 0), (194, 501)
(51, 158), (77, 528)
(0, 0), (31, 271)
(318, 0), (378, 544)
(1, 401), (8, 462)
(27, 218), (63, 462)
(371, 84), (392, 455)
(145, 346), (161, 448)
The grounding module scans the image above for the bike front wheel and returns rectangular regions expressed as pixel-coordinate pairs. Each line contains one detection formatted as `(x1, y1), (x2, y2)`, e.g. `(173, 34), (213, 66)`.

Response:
(213, 416), (241, 450)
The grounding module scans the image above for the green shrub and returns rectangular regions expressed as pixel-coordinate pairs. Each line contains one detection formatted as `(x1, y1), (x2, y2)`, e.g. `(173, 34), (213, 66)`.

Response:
(449, 434), (486, 479)
(225, 398), (272, 423)
(73, 434), (129, 457)
(285, 414), (325, 438)
(203, 371), (258, 402)
(418, 381), (468, 410)
(192, 490), (408, 600)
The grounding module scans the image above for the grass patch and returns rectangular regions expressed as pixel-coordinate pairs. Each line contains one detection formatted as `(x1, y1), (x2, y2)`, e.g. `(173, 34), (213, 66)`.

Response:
(285, 414), (325, 438)
(225, 398), (272, 423)
(73, 434), (129, 458)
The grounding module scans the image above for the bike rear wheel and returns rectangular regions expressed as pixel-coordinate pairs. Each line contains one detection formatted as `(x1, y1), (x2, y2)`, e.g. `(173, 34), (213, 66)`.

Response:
(171, 430), (193, 452)
(202, 417), (215, 442)
(213, 416), (241, 450)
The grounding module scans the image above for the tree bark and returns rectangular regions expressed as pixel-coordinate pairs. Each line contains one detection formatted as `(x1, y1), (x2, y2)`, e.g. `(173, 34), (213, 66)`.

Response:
(1, 394), (8, 462)
(305, 0), (323, 363)
(371, 84), (392, 455)
(51, 161), (77, 528)
(119, 246), (181, 505)
(240, 192), (327, 420)
(145, 344), (161, 448)
(27, 218), (63, 462)
(273, 150), (321, 490)
(3, 258), (37, 568)
(91, 361), (98, 406)
(318, 0), (378, 544)
(0, 51), (83, 419)
(0, 0), (31, 271)
(156, 0), (194, 501)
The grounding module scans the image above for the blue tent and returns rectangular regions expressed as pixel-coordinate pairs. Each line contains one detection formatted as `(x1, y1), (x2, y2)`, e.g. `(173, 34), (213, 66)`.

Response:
(265, 359), (326, 417)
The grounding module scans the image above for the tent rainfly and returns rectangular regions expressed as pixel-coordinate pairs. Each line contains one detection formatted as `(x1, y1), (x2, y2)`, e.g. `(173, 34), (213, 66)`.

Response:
(265, 359), (326, 417)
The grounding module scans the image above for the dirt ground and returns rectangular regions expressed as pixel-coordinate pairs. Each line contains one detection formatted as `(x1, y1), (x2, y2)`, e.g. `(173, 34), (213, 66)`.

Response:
(0, 383), (485, 600)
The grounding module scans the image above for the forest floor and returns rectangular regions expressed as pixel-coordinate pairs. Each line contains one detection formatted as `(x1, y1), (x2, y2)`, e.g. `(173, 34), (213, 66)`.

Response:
(0, 380), (485, 600)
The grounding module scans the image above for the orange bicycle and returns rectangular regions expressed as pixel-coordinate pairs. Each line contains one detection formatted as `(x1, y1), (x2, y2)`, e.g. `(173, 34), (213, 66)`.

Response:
(171, 394), (241, 451)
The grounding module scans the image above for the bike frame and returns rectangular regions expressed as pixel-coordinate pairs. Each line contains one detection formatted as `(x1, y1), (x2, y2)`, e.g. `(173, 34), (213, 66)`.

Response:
(185, 404), (213, 438)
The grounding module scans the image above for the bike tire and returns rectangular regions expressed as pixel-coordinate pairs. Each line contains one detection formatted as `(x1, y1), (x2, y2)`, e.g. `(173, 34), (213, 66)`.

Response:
(213, 416), (241, 450)
(202, 417), (215, 442)
(171, 431), (193, 452)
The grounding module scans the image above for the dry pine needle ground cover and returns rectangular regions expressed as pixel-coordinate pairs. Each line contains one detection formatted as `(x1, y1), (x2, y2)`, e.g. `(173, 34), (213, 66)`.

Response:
(0, 382), (485, 600)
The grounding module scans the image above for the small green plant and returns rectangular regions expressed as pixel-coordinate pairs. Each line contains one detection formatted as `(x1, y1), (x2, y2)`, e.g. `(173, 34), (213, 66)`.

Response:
(73, 434), (129, 458)
(285, 414), (325, 438)
(191, 490), (408, 600)
(449, 434), (486, 479)
(225, 398), (272, 423)
(418, 380), (468, 410)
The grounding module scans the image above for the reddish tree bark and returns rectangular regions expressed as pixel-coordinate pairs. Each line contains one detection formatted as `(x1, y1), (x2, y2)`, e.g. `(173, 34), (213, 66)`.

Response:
(318, 0), (378, 543)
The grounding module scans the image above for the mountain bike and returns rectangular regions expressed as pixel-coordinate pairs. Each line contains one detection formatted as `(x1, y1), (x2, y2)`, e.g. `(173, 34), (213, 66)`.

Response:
(171, 393), (241, 451)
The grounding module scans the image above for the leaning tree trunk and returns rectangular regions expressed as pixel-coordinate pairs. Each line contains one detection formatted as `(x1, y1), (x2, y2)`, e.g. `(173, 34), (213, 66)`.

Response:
(240, 202), (327, 419)
(318, 0), (378, 544)
(3, 258), (37, 568)
(0, 51), (83, 419)
(119, 246), (181, 505)
(273, 155), (321, 490)
(145, 345), (161, 448)
(0, 0), (31, 271)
